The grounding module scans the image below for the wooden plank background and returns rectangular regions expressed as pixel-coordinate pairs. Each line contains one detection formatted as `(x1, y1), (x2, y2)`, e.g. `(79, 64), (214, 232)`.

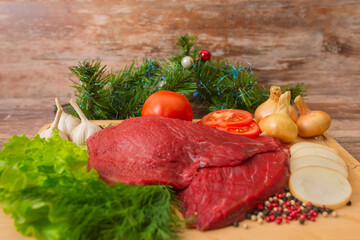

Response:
(0, 0), (360, 160)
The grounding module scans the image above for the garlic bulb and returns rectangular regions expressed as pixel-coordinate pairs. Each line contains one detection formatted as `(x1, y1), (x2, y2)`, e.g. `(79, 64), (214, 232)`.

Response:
(254, 86), (298, 123)
(259, 91), (298, 143)
(55, 97), (81, 137)
(40, 102), (69, 140)
(69, 98), (102, 145)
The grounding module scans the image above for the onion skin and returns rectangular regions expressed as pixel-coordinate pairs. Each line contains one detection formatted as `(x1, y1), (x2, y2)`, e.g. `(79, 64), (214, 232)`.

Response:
(259, 113), (298, 143)
(255, 86), (280, 123)
(295, 96), (331, 137)
(296, 111), (331, 137)
(255, 86), (298, 123)
(289, 106), (298, 122)
(259, 91), (298, 143)
(254, 102), (277, 123)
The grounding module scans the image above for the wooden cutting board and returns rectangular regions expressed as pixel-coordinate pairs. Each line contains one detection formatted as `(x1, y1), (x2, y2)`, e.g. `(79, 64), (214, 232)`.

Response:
(1, 120), (360, 240)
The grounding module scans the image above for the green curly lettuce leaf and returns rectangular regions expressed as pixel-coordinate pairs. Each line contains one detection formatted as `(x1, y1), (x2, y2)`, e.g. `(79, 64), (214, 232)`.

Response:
(0, 132), (181, 240)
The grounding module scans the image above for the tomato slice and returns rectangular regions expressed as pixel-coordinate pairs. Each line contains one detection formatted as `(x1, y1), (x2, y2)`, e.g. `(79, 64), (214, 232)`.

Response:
(216, 121), (261, 138)
(198, 109), (253, 128)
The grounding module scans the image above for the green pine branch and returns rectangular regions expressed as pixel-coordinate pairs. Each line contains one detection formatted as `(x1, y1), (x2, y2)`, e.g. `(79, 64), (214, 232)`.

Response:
(69, 34), (307, 120)
(70, 60), (112, 119)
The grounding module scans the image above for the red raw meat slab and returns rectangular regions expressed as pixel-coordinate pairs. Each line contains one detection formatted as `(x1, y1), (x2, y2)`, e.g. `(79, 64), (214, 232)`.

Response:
(87, 116), (284, 189)
(177, 150), (289, 230)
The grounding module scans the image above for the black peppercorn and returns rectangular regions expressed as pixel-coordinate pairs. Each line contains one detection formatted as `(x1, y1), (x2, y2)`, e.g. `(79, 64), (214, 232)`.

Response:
(347, 201), (352, 206)
(326, 208), (333, 214)
(233, 221), (239, 227)
(263, 209), (270, 216)
(299, 219), (305, 225)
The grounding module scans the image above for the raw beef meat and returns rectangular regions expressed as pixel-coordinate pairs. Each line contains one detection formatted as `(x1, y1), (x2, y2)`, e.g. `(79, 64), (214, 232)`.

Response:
(87, 116), (286, 189)
(177, 149), (289, 230)
(86, 116), (290, 230)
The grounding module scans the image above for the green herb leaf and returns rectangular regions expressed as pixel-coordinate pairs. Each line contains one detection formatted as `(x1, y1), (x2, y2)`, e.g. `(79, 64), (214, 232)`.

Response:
(0, 133), (181, 240)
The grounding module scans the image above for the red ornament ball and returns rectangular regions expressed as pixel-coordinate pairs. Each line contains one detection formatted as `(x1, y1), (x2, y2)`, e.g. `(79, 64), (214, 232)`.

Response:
(200, 50), (211, 61)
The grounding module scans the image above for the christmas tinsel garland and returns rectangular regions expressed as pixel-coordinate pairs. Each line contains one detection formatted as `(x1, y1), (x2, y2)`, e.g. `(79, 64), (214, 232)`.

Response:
(69, 34), (306, 120)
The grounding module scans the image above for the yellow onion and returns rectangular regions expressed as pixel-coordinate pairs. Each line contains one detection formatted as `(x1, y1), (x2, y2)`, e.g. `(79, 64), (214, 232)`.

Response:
(289, 166), (351, 209)
(255, 86), (298, 123)
(294, 96), (331, 137)
(259, 91), (298, 143)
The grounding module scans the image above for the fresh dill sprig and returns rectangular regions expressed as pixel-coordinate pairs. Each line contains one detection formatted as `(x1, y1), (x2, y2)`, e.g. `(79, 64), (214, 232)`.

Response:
(0, 133), (182, 240)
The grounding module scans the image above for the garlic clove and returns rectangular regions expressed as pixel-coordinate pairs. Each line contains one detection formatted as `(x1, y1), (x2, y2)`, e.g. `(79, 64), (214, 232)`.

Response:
(69, 98), (102, 145)
(58, 131), (70, 141)
(70, 122), (102, 145)
(40, 102), (69, 140)
(55, 97), (81, 136)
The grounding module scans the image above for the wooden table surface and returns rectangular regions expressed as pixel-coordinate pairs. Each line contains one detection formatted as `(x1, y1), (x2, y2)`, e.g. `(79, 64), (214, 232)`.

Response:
(1, 0), (359, 160)
(0, 0), (360, 239)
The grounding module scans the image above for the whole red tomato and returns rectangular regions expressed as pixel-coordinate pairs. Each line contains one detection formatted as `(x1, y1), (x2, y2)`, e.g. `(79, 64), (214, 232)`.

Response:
(141, 90), (193, 121)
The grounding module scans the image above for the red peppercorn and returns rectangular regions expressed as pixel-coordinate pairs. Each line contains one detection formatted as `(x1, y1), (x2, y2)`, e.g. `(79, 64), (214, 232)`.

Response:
(275, 199), (279, 203)
(276, 217), (283, 224)
(307, 202), (312, 207)
(265, 216), (271, 222)
(300, 214), (306, 220)
(258, 204), (264, 210)
(278, 207), (283, 212)
(267, 203), (273, 209)
(269, 215), (276, 222)
(282, 204), (287, 209)
(321, 205), (326, 210)
(282, 213), (287, 219)
(286, 219), (291, 224)
(278, 194), (283, 199)
(312, 212), (318, 217)
(290, 211), (297, 218)
(310, 217), (316, 222)
(287, 215), (292, 221)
